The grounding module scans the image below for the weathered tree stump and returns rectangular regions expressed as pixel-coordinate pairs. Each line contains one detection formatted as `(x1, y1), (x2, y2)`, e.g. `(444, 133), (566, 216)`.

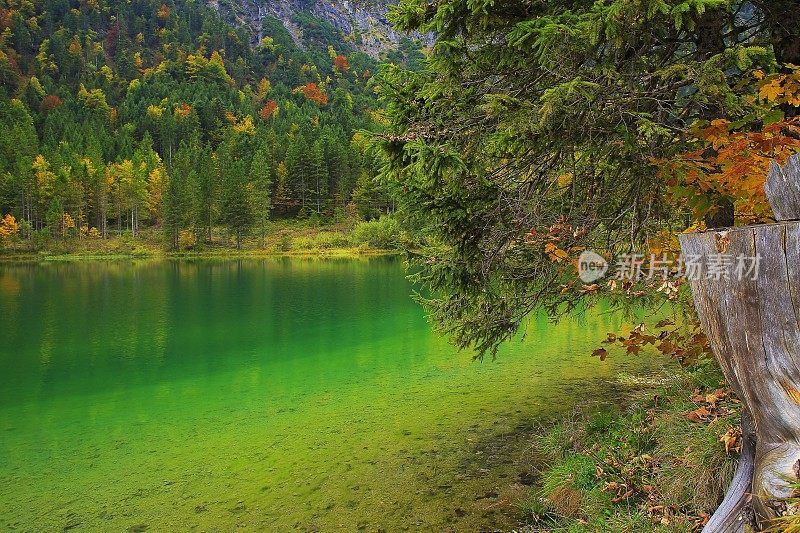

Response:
(679, 155), (800, 532)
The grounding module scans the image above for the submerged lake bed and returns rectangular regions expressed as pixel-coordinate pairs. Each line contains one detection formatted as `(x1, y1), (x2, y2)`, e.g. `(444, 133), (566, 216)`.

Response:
(0, 257), (669, 531)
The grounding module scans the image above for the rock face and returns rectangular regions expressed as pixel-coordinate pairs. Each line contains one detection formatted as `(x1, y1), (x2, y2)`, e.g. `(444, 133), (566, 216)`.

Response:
(214, 0), (427, 57)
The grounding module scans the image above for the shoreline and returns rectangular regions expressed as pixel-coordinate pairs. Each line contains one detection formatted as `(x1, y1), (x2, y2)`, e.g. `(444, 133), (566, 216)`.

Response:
(0, 248), (401, 262)
(0, 221), (409, 262)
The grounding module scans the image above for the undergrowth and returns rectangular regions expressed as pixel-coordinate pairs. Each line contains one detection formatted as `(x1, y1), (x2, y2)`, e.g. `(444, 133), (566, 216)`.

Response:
(518, 358), (740, 532)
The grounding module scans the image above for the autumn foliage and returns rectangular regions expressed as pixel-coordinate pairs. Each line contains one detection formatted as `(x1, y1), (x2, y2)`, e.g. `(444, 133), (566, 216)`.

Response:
(667, 68), (800, 225)
(104, 22), (119, 56)
(259, 99), (278, 120)
(0, 0), (400, 256)
(333, 54), (349, 72)
(300, 83), (328, 106)
(40, 94), (62, 112)
(0, 214), (18, 239)
(544, 69), (800, 297)
(0, 9), (12, 31)
(173, 102), (192, 119)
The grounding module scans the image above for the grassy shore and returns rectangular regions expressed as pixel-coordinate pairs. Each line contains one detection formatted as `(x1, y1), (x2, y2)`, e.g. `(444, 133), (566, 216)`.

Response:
(0, 219), (408, 261)
(503, 358), (740, 532)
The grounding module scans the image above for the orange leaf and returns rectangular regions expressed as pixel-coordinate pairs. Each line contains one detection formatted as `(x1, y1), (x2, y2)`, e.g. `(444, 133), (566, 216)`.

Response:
(685, 406), (712, 423)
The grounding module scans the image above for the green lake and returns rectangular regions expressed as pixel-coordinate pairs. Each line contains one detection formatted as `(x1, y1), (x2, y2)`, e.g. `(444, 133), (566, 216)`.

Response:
(0, 257), (666, 531)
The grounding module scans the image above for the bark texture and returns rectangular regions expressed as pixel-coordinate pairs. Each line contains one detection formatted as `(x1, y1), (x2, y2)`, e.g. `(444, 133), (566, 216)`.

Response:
(701, 410), (755, 532)
(680, 154), (800, 531)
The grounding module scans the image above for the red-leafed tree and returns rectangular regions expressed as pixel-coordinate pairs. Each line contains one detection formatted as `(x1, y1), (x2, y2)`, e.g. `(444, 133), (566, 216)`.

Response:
(105, 22), (119, 57)
(333, 54), (349, 72)
(259, 100), (278, 120)
(0, 9), (12, 31)
(300, 83), (328, 106)
(40, 95), (63, 112)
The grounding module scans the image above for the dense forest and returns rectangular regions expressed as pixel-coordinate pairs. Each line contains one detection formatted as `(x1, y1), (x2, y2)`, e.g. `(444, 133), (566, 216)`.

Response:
(0, 0), (423, 249)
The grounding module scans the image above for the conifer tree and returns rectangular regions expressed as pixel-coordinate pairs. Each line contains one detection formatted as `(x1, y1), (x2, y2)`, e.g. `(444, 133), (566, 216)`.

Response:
(163, 142), (193, 250)
(250, 143), (273, 245)
(218, 134), (253, 249)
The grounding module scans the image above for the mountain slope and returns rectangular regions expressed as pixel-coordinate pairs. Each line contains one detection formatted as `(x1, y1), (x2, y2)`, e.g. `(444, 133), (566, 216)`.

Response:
(0, 0), (395, 242)
(214, 0), (428, 58)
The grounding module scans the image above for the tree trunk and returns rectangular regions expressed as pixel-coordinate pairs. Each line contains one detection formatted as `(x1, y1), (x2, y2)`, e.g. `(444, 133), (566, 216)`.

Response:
(753, 1), (800, 65)
(680, 155), (800, 531)
(700, 410), (756, 532)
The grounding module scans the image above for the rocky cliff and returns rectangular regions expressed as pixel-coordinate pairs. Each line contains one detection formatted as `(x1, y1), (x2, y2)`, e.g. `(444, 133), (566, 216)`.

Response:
(213, 0), (425, 58)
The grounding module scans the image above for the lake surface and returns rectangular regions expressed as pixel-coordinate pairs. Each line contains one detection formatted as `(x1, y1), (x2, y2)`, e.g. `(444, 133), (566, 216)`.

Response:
(0, 257), (666, 531)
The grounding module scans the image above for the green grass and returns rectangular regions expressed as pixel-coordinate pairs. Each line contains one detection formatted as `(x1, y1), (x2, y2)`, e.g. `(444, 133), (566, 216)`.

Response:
(0, 218), (409, 260)
(517, 360), (739, 532)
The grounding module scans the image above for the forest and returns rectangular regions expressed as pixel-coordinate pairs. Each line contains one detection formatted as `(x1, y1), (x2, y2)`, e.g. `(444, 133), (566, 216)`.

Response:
(0, 0), (423, 251)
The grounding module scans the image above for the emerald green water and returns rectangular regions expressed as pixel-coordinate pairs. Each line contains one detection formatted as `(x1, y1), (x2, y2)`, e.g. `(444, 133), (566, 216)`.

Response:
(0, 257), (663, 531)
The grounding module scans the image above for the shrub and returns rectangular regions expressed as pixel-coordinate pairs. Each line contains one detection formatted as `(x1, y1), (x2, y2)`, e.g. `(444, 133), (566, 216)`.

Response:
(32, 228), (51, 247)
(351, 216), (404, 249)
(293, 231), (351, 250)
(276, 233), (292, 252)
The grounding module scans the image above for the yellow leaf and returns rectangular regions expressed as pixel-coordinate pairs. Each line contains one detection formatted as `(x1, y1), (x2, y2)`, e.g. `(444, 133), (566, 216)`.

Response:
(759, 80), (783, 102)
(557, 172), (573, 187)
(544, 242), (569, 262)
